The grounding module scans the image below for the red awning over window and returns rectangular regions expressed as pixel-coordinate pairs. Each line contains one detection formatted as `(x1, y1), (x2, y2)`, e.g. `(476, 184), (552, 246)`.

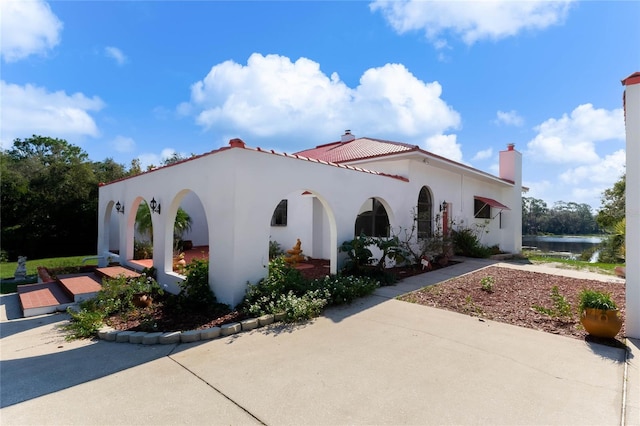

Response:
(474, 196), (510, 210)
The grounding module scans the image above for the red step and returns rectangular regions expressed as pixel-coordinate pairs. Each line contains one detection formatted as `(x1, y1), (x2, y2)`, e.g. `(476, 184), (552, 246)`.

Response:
(18, 282), (74, 318)
(95, 266), (141, 280)
(17, 266), (141, 318)
(58, 275), (102, 303)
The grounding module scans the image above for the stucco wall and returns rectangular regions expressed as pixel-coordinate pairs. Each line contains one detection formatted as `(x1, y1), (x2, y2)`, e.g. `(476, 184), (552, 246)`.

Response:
(99, 146), (411, 306)
(98, 141), (521, 307)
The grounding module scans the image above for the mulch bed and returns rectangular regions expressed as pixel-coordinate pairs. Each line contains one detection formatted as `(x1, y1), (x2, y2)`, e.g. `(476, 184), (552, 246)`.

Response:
(105, 300), (247, 333)
(398, 265), (626, 343)
(106, 260), (626, 345)
(105, 259), (450, 333)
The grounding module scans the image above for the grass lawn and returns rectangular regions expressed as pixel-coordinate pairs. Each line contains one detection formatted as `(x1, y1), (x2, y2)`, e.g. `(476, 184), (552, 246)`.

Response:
(522, 252), (623, 275)
(0, 255), (99, 294)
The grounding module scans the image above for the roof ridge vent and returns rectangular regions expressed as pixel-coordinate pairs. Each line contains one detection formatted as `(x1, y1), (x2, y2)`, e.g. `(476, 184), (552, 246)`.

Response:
(341, 129), (355, 143)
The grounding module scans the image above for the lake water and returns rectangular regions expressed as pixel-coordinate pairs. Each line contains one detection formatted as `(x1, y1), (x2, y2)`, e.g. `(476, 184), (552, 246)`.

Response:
(522, 235), (603, 257)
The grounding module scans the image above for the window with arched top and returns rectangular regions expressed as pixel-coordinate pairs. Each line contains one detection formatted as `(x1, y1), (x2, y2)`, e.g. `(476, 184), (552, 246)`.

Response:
(270, 199), (288, 226)
(417, 186), (433, 239)
(355, 198), (390, 237)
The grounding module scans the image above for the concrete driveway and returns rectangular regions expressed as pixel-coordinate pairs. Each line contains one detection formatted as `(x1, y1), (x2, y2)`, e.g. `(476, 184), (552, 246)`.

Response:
(1, 259), (638, 425)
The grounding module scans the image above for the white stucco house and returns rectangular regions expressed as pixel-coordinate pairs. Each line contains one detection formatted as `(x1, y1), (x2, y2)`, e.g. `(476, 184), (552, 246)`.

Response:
(97, 132), (523, 307)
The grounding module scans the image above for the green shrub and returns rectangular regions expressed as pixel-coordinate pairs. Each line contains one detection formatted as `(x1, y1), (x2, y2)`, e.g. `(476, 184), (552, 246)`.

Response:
(480, 276), (495, 293)
(63, 308), (105, 340)
(92, 273), (163, 315)
(309, 275), (380, 305)
(269, 239), (283, 259)
(241, 256), (307, 316)
(452, 228), (493, 258)
(174, 258), (221, 312)
(241, 257), (380, 322)
(63, 272), (163, 340)
(133, 240), (153, 259)
(273, 290), (328, 322)
(339, 233), (374, 274)
(580, 246), (597, 262)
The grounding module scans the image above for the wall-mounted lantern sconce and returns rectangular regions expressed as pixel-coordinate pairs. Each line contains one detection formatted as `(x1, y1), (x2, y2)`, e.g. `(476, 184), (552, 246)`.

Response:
(150, 197), (161, 214)
(440, 201), (447, 212)
(115, 201), (125, 214)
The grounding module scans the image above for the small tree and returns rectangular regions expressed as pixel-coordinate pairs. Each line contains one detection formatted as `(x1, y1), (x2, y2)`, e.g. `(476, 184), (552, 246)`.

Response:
(391, 208), (452, 266)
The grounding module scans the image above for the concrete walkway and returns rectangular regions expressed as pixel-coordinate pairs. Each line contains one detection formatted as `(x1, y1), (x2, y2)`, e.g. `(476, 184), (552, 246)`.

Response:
(1, 258), (638, 425)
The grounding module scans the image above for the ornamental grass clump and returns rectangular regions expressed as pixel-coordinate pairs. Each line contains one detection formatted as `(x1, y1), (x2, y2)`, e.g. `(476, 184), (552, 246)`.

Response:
(578, 289), (617, 312)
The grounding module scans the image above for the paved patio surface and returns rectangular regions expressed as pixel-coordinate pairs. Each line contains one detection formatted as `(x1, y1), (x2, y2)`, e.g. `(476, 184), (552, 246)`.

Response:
(0, 258), (637, 425)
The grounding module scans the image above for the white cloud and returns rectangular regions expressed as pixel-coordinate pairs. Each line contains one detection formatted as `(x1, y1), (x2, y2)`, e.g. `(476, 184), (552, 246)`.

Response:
(472, 147), (493, 161)
(0, 80), (104, 147)
(423, 134), (462, 163)
(184, 53), (460, 151)
(105, 46), (127, 66)
(559, 149), (626, 185)
(523, 179), (553, 204)
(526, 104), (624, 164)
(112, 135), (136, 153)
(370, 0), (573, 47)
(495, 110), (524, 126)
(523, 149), (626, 209)
(0, 0), (63, 62)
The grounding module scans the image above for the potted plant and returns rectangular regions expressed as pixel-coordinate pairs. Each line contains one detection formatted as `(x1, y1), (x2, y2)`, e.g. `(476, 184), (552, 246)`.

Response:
(578, 289), (622, 338)
(130, 273), (163, 308)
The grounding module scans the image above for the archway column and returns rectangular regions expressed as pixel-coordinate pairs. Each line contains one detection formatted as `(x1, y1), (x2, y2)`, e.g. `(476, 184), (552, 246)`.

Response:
(623, 73), (640, 339)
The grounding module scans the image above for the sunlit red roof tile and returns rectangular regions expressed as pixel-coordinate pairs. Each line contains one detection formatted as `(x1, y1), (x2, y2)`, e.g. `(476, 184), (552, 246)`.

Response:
(294, 137), (418, 163)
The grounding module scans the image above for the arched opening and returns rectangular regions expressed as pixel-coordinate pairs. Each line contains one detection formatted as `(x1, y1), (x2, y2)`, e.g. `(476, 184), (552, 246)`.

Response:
(122, 198), (155, 269)
(165, 190), (209, 277)
(355, 198), (390, 237)
(267, 189), (337, 277)
(417, 186), (433, 239)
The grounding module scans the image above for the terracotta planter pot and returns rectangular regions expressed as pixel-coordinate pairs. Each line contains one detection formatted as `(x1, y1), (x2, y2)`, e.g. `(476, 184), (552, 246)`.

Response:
(580, 308), (622, 338)
(133, 293), (153, 308)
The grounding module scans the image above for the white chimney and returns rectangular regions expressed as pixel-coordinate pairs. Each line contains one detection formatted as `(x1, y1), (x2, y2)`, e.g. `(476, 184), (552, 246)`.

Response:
(499, 143), (522, 255)
(341, 130), (355, 143)
(499, 143), (520, 184)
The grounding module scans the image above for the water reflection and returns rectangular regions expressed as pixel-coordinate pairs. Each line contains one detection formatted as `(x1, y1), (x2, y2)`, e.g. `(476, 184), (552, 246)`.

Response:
(522, 235), (603, 258)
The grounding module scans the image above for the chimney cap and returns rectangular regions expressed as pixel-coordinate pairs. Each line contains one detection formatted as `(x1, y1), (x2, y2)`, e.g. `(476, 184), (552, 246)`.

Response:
(229, 138), (246, 148)
(507, 143), (515, 151)
(341, 129), (355, 143)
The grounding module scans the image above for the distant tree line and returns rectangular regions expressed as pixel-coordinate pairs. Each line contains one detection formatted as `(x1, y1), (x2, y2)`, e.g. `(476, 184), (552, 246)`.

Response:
(1, 136), (131, 260)
(522, 174), (626, 264)
(522, 173), (625, 238)
(1, 135), (196, 261)
(522, 198), (599, 235)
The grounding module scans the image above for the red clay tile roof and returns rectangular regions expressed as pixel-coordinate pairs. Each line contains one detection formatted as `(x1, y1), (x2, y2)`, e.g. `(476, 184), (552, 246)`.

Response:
(294, 137), (419, 163)
(622, 71), (640, 86)
(100, 138), (410, 187)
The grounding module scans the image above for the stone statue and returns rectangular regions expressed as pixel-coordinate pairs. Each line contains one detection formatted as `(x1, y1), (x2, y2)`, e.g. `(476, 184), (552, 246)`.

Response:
(14, 256), (27, 280)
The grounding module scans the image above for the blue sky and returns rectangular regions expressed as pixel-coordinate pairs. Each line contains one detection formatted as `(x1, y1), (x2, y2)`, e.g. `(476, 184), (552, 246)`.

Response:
(2, 1), (638, 210)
